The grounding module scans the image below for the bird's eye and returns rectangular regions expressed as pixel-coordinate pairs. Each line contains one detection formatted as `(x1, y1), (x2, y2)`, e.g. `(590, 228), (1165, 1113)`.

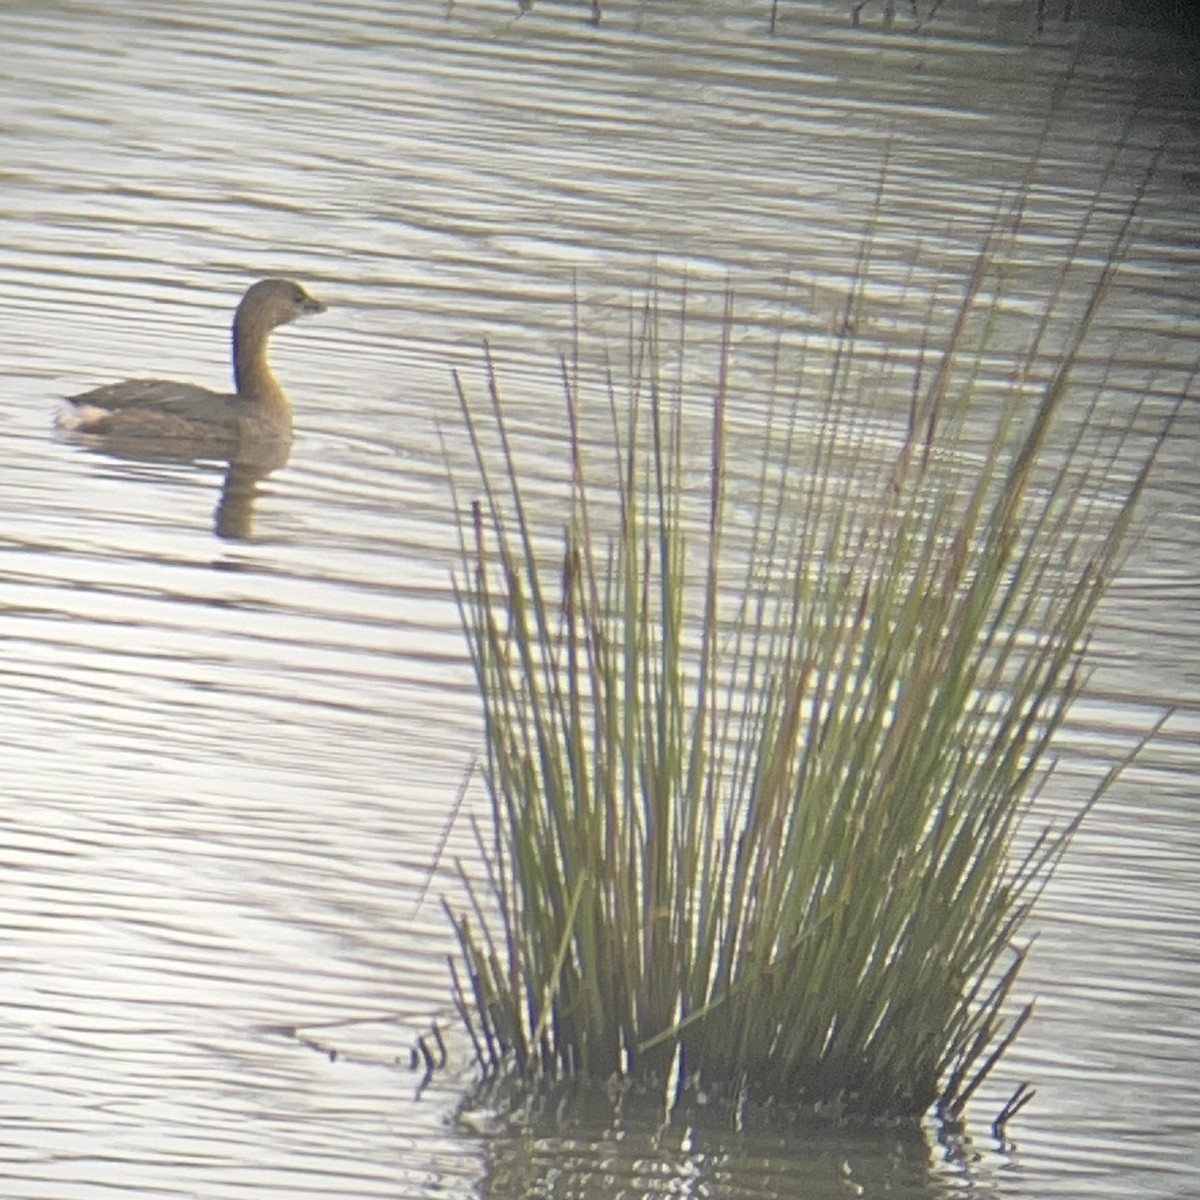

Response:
(292, 289), (305, 305)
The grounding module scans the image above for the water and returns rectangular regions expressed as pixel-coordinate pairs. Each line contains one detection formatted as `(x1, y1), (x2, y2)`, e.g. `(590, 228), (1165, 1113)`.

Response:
(1, 2), (1198, 1197)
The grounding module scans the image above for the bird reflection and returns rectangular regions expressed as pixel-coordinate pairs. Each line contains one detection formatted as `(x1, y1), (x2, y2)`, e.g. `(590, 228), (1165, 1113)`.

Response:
(212, 440), (291, 540)
(65, 432), (291, 541)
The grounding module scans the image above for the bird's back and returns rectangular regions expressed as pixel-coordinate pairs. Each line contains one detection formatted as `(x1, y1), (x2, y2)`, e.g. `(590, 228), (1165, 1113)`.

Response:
(68, 379), (232, 412)
(61, 379), (271, 440)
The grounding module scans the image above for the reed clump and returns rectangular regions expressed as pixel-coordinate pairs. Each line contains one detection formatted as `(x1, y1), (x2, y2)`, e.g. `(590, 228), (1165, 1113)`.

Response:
(445, 223), (1172, 1121)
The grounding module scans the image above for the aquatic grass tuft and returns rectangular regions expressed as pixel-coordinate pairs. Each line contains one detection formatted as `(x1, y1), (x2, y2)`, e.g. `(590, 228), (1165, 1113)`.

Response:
(445, 216), (1174, 1121)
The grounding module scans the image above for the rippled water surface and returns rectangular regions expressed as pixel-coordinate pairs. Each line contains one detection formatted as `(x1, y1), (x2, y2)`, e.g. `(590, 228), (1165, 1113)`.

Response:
(2, 2), (1198, 1197)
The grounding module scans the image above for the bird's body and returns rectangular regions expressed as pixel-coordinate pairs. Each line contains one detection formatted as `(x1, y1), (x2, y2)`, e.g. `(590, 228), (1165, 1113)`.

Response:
(60, 278), (325, 442)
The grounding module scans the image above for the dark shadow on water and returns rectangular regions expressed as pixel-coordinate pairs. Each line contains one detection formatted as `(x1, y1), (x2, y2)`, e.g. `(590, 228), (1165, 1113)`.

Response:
(63, 432), (292, 541)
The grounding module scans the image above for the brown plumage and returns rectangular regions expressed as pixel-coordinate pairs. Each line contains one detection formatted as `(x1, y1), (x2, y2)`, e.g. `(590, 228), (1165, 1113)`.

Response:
(61, 278), (326, 442)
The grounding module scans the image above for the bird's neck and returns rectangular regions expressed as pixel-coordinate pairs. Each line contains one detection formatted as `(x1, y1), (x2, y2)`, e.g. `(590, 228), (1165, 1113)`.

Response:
(233, 319), (285, 406)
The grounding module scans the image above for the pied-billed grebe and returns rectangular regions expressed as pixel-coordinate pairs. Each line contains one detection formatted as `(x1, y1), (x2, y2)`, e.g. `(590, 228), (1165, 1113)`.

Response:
(60, 278), (326, 441)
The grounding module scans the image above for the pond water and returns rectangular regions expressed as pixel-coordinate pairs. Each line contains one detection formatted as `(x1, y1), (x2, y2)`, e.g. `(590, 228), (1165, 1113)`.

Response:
(1, 1), (1198, 1198)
